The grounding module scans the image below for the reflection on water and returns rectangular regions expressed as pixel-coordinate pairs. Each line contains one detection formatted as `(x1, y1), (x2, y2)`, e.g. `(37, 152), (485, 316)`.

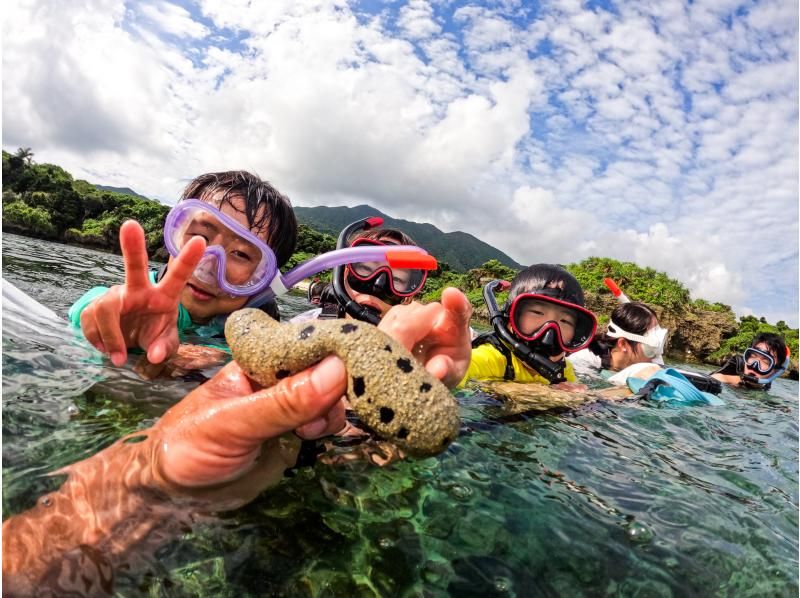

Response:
(2, 233), (798, 596)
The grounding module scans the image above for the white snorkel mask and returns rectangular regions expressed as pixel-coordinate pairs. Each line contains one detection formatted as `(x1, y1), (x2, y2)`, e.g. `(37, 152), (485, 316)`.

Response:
(606, 319), (668, 363)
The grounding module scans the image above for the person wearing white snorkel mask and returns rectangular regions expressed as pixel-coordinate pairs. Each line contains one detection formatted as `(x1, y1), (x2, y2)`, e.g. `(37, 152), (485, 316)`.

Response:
(569, 302), (667, 385)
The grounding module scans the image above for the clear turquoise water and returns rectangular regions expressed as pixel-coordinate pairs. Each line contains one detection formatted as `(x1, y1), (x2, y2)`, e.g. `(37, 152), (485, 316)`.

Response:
(3, 233), (798, 596)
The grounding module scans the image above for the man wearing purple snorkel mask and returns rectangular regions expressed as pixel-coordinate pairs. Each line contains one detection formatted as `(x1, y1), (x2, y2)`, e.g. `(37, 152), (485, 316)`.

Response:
(68, 171), (298, 368)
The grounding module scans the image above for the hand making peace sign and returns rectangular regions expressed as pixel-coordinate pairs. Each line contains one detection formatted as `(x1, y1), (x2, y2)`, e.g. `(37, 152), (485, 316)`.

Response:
(80, 220), (207, 366)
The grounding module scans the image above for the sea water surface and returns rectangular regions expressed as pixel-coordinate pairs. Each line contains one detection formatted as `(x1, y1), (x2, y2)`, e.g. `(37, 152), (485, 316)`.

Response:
(3, 233), (798, 596)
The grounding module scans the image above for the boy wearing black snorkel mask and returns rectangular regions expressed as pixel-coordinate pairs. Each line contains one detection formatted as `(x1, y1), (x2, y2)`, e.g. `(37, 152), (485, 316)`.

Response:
(712, 333), (790, 390)
(458, 264), (598, 387)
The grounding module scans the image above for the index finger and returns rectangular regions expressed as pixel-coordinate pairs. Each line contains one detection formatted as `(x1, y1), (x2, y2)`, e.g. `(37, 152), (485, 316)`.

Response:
(440, 287), (473, 327)
(157, 236), (206, 299)
(120, 220), (152, 289)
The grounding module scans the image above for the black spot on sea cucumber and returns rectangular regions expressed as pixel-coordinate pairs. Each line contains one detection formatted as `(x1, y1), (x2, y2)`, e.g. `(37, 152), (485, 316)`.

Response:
(299, 325), (315, 340)
(420, 382), (432, 393)
(396, 358), (413, 373)
(352, 376), (365, 397)
(379, 407), (395, 423)
(276, 369), (290, 380)
(384, 344), (392, 352)
(397, 427), (409, 439)
(341, 323), (358, 334)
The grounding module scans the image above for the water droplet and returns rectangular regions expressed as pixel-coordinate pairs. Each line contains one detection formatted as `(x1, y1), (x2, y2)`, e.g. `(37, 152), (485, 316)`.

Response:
(494, 576), (512, 593)
(627, 521), (654, 544)
(378, 537), (393, 549)
(450, 483), (473, 501)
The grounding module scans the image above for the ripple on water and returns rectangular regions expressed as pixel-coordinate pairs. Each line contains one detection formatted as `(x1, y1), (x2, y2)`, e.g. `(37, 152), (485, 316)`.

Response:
(2, 234), (798, 596)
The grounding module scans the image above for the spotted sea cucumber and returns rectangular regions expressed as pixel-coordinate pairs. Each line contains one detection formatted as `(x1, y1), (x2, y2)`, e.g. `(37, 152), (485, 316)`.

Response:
(225, 309), (460, 456)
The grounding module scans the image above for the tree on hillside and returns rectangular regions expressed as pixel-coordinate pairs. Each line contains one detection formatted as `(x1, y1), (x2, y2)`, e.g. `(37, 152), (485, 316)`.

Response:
(15, 147), (34, 165)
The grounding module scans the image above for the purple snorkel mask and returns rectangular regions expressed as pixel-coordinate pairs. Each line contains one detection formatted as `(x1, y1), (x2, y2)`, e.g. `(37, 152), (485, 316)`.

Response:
(164, 200), (437, 308)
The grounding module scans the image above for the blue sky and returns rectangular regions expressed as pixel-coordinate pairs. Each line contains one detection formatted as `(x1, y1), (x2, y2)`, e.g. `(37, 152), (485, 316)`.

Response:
(3, 0), (798, 325)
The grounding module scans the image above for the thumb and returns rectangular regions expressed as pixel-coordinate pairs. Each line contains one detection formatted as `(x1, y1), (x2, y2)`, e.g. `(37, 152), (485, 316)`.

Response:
(226, 356), (348, 442)
(146, 327), (180, 364)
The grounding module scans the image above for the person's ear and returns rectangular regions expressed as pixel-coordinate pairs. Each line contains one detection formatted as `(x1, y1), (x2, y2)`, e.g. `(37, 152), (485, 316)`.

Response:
(617, 338), (630, 353)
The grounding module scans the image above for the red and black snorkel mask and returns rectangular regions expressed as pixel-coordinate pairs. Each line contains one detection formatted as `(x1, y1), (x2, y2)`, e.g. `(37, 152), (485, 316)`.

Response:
(345, 237), (430, 303)
(332, 217), (435, 324)
(506, 288), (597, 355)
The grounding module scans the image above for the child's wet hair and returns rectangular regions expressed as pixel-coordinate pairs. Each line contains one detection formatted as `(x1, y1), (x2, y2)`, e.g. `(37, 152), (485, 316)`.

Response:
(180, 171), (298, 267)
(610, 302), (658, 336)
(347, 227), (418, 246)
(508, 264), (586, 306)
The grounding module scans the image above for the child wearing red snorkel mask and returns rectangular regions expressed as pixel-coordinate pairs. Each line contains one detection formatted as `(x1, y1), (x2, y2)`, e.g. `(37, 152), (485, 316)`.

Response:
(459, 264), (598, 388)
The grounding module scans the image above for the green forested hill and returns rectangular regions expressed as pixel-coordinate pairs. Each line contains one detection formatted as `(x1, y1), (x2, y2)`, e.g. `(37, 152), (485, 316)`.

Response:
(94, 185), (149, 200)
(294, 205), (523, 272)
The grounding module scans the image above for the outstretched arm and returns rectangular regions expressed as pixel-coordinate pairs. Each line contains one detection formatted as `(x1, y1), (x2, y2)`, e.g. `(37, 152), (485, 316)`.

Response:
(3, 357), (348, 593)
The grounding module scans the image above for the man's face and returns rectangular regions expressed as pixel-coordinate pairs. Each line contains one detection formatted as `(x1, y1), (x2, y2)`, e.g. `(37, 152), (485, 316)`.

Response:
(174, 193), (269, 323)
(743, 342), (778, 379)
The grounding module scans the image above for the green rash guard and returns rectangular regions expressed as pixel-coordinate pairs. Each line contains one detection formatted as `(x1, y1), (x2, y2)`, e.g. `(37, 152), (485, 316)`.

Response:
(67, 271), (215, 339)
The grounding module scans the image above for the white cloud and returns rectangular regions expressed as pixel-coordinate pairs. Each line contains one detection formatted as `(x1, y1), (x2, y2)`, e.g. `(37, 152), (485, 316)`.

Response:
(137, 1), (209, 39)
(2, 0), (797, 325)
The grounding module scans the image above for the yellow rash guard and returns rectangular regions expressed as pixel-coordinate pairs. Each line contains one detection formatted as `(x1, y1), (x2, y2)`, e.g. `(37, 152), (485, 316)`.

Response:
(458, 343), (577, 387)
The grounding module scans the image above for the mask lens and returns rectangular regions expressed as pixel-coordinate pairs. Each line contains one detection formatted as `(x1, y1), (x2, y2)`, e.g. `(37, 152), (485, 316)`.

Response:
(348, 238), (427, 296)
(744, 348), (774, 374)
(165, 200), (275, 295)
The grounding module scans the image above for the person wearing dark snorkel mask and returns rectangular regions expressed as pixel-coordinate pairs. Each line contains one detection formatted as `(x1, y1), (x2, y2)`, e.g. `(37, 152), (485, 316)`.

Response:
(458, 264), (598, 388)
(291, 219), (432, 324)
(712, 332), (790, 391)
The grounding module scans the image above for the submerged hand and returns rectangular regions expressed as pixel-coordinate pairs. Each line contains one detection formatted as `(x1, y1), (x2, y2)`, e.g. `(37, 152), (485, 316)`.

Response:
(80, 220), (206, 366)
(149, 356), (348, 503)
(378, 287), (473, 388)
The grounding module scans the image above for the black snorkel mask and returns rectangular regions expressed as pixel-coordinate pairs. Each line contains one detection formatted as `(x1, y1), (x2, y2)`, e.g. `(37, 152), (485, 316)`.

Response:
(483, 280), (568, 384)
(331, 216), (386, 325)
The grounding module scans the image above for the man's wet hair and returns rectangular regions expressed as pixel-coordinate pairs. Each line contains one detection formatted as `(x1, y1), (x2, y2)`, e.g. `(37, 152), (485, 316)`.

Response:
(751, 332), (788, 364)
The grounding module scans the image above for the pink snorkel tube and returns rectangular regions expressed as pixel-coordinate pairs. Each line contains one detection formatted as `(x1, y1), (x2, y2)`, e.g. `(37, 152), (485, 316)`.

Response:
(246, 245), (437, 308)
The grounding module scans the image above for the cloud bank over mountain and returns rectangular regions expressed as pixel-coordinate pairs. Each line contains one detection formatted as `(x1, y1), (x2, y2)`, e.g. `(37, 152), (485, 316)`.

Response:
(4, 0), (797, 324)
